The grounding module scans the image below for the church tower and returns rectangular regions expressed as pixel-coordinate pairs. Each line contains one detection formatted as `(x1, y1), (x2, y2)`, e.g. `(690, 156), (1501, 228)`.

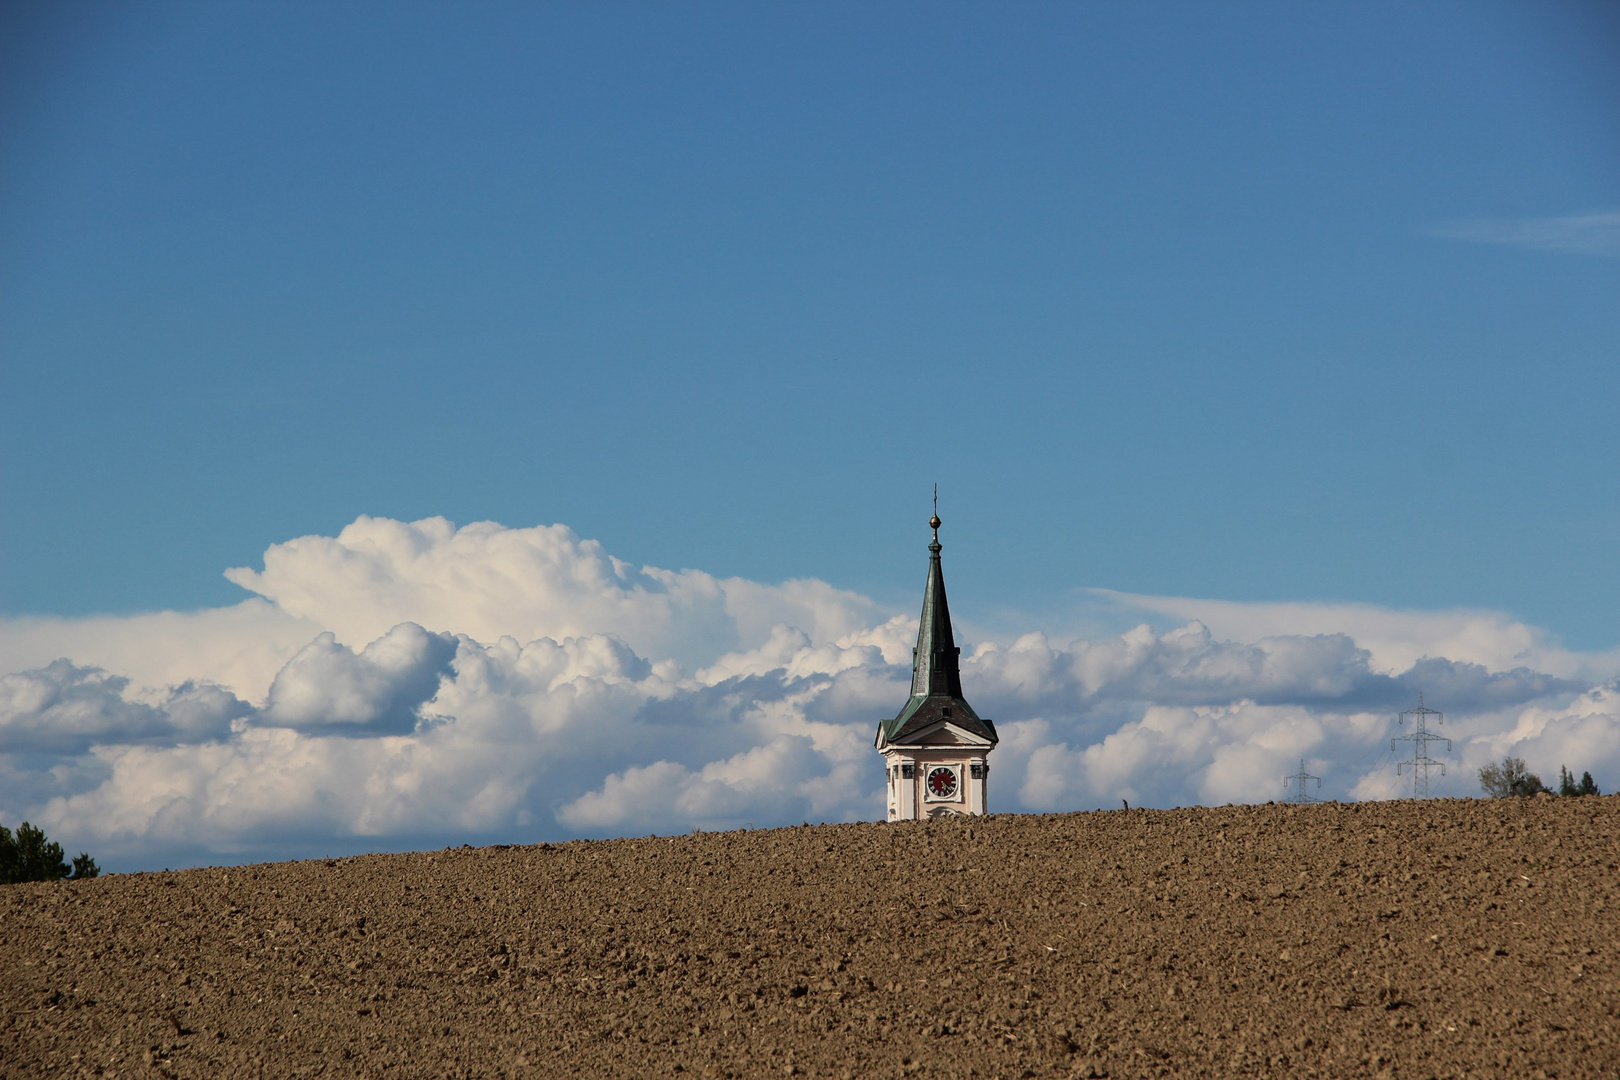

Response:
(875, 505), (998, 820)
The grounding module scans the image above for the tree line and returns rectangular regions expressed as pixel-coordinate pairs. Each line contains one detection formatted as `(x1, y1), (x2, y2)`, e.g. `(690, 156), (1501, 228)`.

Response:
(1478, 758), (1601, 799)
(0, 822), (99, 883)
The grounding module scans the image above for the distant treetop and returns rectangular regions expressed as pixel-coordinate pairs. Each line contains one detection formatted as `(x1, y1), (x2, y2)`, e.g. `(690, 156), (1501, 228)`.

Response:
(0, 822), (99, 884)
(1479, 759), (1601, 799)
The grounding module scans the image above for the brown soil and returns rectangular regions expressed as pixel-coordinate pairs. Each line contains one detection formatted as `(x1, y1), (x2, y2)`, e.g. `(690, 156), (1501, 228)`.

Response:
(4, 796), (1617, 1079)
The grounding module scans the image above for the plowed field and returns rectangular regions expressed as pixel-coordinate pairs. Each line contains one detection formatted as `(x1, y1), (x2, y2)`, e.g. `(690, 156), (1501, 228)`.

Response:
(4, 796), (1617, 1079)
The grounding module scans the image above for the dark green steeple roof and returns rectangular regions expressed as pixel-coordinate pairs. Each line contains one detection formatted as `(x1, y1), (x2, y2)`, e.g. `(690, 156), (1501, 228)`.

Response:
(876, 512), (998, 747)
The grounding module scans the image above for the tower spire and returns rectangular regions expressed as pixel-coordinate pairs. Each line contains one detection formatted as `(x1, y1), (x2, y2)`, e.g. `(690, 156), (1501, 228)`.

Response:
(912, 493), (961, 698)
(876, 493), (995, 746)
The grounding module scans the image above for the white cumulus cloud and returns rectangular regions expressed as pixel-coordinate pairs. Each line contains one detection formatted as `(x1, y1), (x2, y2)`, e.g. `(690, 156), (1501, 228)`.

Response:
(1095, 589), (1614, 679)
(0, 660), (248, 755)
(262, 623), (457, 735)
(223, 515), (881, 671)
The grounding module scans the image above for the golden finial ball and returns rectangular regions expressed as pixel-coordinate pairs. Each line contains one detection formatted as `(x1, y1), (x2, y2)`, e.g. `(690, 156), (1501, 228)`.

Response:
(929, 514), (942, 531)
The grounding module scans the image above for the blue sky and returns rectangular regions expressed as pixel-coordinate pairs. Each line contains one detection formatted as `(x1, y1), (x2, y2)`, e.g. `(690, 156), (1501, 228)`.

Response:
(4, 0), (1618, 645)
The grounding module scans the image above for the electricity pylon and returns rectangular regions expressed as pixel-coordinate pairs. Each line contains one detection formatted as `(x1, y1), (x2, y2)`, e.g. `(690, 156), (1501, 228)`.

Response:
(1393, 691), (1451, 799)
(1284, 759), (1321, 804)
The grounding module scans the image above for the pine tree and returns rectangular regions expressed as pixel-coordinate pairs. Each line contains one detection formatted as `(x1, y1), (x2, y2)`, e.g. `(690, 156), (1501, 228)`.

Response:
(1552, 765), (1602, 797)
(0, 822), (99, 884)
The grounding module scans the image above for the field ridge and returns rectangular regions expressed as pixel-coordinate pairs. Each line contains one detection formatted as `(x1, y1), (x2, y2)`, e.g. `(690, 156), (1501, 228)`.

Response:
(4, 796), (1618, 1078)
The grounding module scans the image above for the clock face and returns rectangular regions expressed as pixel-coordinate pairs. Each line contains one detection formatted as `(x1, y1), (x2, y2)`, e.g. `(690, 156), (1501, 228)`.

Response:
(927, 767), (958, 799)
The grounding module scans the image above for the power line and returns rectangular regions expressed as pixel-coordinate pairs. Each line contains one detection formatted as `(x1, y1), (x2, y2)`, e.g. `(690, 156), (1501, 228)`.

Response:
(1392, 691), (1451, 799)
(1283, 759), (1322, 804)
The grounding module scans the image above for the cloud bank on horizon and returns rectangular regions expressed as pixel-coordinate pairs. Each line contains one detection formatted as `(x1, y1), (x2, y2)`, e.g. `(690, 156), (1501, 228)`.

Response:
(2, 515), (1617, 870)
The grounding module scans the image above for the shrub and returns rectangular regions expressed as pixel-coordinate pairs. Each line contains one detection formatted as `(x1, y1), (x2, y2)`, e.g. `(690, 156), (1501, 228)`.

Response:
(1478, 757), (1550, 798)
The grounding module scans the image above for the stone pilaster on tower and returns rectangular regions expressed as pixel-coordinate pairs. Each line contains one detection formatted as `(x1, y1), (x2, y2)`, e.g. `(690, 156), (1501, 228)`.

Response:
(875, 509), (998, 820)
